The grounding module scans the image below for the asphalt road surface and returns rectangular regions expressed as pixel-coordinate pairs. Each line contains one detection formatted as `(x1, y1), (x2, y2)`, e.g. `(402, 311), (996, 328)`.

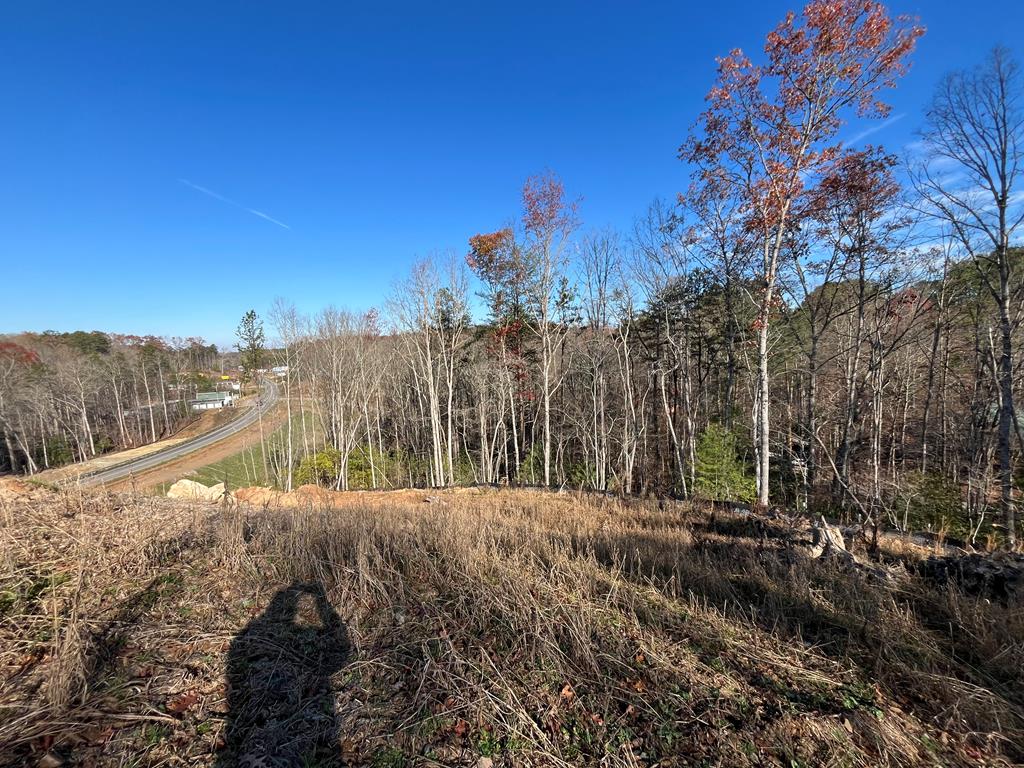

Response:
(74, 379), (279, 487)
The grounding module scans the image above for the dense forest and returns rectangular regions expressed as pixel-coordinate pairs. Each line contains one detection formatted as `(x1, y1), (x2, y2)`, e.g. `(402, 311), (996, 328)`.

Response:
(2, 6), (1022, 546)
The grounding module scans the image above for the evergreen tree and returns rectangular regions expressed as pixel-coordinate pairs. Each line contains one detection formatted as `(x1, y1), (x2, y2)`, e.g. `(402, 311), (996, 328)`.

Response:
(694, 424), (756, 503)
(236, 310), (265, 383)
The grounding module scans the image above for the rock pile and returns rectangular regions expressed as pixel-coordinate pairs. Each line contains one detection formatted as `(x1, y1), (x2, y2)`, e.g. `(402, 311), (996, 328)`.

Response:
(802, 515), (905, 583)
(808, 516), (853, 561)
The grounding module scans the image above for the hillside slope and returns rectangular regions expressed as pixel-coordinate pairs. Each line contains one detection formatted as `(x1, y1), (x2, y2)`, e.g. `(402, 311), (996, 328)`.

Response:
(0, 482), (1020, 766)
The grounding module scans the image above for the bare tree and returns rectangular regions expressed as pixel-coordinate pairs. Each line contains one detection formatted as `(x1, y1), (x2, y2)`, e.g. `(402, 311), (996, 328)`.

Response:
(914, 47), (1024, 544)
(521, 172), (578, 487)
(270, 298), (300, 491)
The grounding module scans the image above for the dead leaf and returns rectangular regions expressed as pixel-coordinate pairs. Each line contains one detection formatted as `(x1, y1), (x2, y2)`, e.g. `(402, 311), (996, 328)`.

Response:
(17, 652), (42, 671)
(167, 691), (199, 714)
(339, 737), (360, 760)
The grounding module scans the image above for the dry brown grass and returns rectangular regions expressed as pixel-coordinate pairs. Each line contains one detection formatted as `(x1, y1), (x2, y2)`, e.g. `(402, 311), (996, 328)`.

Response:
(0, 484), (1021, 766)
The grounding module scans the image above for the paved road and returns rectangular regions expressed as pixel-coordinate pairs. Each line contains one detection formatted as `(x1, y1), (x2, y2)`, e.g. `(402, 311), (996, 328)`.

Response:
(74, 379), (279, 487)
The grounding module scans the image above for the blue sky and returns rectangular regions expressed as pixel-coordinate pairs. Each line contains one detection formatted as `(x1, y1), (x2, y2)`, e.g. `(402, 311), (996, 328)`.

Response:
(2, 1), (1022, 348)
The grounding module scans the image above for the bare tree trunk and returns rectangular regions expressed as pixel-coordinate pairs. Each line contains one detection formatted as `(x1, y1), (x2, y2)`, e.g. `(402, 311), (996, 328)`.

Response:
(997, 299), (1018, 545)
(920, 262), (948, 472)
(157, 357), (170, 435)
(257, 377), (268, 482)
(755, 314), (771, 507)
(111, 373), (128, 448)
(141, 365), (157, 443)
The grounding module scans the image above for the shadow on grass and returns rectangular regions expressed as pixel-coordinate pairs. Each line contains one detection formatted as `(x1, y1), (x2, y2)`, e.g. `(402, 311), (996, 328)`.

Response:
(217, 582), (350, 767)
(574, 518), (1024, 757)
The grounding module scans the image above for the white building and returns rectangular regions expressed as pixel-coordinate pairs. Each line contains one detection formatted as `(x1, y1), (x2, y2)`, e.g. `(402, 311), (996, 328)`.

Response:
(191, 391), (238, 411)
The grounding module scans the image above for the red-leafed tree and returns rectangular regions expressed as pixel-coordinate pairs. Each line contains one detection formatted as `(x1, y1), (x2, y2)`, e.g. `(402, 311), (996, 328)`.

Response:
(468, 172), (578, 486)
(468, 226), (531, 478)
(682, 0), (923, 509)
(800, 147), (909, 512)
(468, 227), (526, 334)
(0, 342), (41, 365)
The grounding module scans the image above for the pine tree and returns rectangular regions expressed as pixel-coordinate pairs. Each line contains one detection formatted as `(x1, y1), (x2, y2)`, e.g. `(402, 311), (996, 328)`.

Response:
(694, 424), (755, 503)
(236, 310), (265, 383)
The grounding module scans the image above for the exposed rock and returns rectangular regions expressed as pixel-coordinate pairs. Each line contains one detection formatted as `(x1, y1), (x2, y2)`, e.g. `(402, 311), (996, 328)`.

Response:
(166, 478), (228, 503)
(804, 515), (904, 583)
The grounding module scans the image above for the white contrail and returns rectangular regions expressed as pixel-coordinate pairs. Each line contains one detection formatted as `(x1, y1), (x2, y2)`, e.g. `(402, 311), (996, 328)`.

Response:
(178, 178), (291, 230)
(841, 113), (906, 148)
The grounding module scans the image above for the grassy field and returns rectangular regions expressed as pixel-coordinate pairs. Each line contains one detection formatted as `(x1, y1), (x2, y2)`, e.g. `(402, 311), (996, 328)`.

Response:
(152, 410), (321, 493)
(0, 482), (1021, 766)
(146, 444), (271, 495)
(188, 441), (270, 489)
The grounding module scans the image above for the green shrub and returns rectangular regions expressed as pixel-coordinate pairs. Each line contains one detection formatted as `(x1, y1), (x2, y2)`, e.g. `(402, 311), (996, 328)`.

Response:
(564, 460), (595, 490)
(347, 445), (384, 490)
(520, 444), (544, 486)
(900, 471), (965, 537)
(694, 424), (756, 503)
(295, 447), (342, 486)
(44, 436), (75, 467)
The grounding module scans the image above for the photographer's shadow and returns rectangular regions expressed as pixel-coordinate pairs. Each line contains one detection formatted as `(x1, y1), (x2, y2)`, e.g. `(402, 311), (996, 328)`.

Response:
(217, 582), (349, 766)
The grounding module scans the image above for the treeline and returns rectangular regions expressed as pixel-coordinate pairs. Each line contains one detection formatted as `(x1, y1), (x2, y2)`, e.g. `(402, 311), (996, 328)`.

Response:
(0, 331), (220, 471)
(262, 6), (1023, 545)
(264, 234), (1019, 541)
